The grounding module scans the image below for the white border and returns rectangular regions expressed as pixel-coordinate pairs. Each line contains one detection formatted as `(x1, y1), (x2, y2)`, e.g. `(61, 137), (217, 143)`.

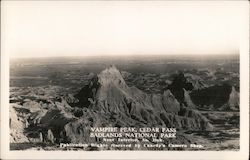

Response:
(1, 1), (249, 160)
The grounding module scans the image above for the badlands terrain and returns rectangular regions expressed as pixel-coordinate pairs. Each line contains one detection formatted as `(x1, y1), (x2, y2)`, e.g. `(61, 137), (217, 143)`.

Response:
(9, 55), (239, 150)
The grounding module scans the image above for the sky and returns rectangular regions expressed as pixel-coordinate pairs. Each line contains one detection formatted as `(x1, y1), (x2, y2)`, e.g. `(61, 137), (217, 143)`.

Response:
(1, 1), (248, 58)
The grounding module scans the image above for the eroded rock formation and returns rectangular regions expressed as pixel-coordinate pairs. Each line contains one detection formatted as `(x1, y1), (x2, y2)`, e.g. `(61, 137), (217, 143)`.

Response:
(10, 66), (215, 147)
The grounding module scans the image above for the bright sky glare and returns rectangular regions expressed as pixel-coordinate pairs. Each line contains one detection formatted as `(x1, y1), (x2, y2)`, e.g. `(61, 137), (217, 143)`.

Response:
(1, 1), (248, 58)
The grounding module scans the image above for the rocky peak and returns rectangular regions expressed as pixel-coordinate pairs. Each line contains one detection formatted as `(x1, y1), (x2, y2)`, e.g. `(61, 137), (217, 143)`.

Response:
(97, 65), (127, 87)
(75, 65), (128, 107)
(168, 72), (194, 103)
(183, 89), (196, 108)
(228, 86), (239, 110)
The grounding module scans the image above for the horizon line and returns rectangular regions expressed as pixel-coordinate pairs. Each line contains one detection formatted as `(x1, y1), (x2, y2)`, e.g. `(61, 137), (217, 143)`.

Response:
(10, 53), (239, 60)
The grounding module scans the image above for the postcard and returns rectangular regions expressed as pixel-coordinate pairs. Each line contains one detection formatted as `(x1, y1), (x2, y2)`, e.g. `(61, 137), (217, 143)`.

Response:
(1, 1), (249, 159)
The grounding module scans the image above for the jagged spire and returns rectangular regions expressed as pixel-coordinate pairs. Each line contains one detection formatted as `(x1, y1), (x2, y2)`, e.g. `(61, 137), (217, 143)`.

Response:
(228, 86), (239, 110)
(183, 88), (196, 108)
(97, 65), (127, 87)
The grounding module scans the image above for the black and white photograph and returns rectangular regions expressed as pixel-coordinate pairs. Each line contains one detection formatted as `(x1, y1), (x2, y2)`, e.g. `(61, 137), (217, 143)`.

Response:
(1, 1), (249, 160)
